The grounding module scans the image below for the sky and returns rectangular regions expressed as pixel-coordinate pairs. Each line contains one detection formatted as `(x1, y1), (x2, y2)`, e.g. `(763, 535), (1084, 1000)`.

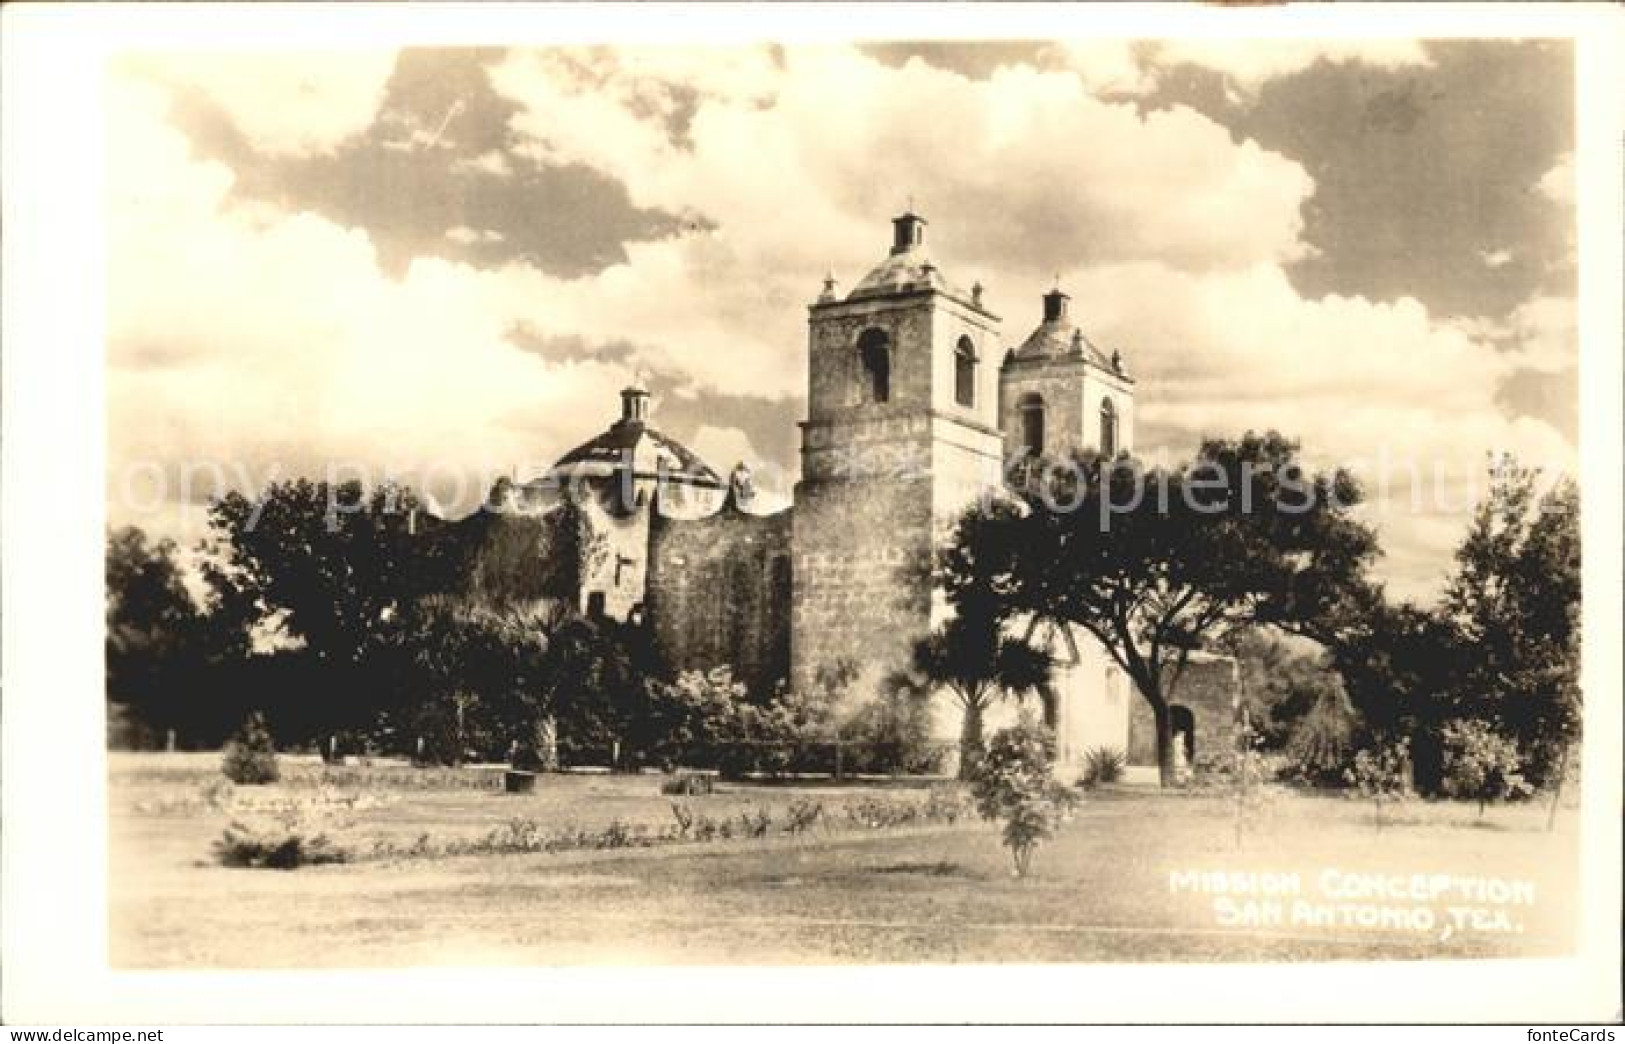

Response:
(107, 39), (1577, 603)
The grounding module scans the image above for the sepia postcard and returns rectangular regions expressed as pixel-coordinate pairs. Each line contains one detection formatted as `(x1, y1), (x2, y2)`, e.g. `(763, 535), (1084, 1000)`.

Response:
(2, 1), (1621, 1027)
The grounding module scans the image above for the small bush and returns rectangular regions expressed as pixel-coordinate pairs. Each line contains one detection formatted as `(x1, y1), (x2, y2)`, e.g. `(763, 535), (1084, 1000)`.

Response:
(1079, 746), (1126, 788)
(1344, 736), (1411, 832)
(221, 712), (279, 785)
(783, 798), (823, 835)
(972, 717), (1078, 878)
(739, 807), (773, 839)
(1439, 719), (1532, 815)
(211, 791), (353, 869)
(213, 820), (347, 869)
(659, 773), (715, 796)
(923, 783), (972, 824)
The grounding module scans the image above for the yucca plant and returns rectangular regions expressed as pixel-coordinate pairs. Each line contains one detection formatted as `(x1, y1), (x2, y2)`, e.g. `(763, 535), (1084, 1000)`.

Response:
(1079, 746), (1127, 788)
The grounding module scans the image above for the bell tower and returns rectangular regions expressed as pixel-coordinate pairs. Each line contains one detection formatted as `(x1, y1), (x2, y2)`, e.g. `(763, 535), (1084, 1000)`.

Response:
(999, 280), (1135, 468)
(790, 213), (1006, 690)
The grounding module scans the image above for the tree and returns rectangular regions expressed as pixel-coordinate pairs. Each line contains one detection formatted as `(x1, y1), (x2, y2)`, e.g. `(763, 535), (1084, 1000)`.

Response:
(971, 715), (1077, 878)
(1442, 459), (1579, 790)
(544, 612), (649, 768)
(1438, 719), (1530, 816)
(908, 602), (1053, 781)
(221, 710), (280, 784)
(106, 526), (205, 745)
(1223, 628), (1356, 784)
(946, 432), (1376, 785)
(202, 480), (459, 743)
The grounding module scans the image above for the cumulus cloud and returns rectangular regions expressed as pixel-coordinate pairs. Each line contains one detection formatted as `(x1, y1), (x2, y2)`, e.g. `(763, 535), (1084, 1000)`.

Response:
(109, 43), (1572, 602)
(134, 52), (397, 157)
(1537, 151), (1574, 206)
(1500, 295), (1578, 375)
(1152, 39), (1433, 96)
(107, 68), (636, 540)
(1050, 38), (1433, 100)
(1067, 260), (1573, 601)
(487, 46), (1315, 400)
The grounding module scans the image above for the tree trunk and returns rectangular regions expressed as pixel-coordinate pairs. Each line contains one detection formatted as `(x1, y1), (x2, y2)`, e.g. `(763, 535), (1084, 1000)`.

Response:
(534, 715), (559, 772)
(1546, 742), (1570, 832)
(1151, 697), (1176, 788)
(1037, 684), (1059, 731)
(959, 701), (986, 781)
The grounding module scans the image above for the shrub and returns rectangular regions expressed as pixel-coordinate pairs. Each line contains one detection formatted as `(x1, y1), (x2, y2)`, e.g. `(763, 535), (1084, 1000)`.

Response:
(211, 790), (352, 869)
(213, 819), (347, 869)
(659, 773), (715, 796)
(783, 798), (824, 835)
(643, 668), (749, 771)
(1343, 736), (1411, 832)
(1079, 746), (1126, 788)
(841, 673), (948, 775)
(971, 716), (1078, 878)
(669, 801), (695, 838)
(738, 807), (773, 839)
(221, 711), (279, 785)
(1282, 690), (1357, 786)
(1439, 719), (1532, 815)
(923, 783), (973, 824)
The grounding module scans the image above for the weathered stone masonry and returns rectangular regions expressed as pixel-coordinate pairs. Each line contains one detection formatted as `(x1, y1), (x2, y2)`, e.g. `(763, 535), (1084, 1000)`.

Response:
(454, 212), (1235, 774)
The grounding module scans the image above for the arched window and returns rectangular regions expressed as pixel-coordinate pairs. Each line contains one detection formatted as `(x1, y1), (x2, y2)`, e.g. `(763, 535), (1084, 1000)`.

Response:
(857, 328), (891, 404)
(1018, 392), (1045, 457)
(954, 336), (977, 408)
(1100, 397), (1118, 457)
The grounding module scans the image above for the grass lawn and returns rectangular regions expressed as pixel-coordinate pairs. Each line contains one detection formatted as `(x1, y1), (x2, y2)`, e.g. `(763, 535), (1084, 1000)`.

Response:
(109, 752), (1580, 967)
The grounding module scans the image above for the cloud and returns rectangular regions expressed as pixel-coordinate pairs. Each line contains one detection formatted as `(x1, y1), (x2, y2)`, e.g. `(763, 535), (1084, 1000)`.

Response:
(1501, 294), (1578, 375)
(1149, 39), (1434, 98)
(1480, 248), (1514, 268)
(690, 425), (760, 473)
(133, 52), (397, 157)
(446, 225), (504, 245)
(1068, 261), (1574, 601)
(1537, 151), (1574, 206)
(1050, 39), (1433, 100)
(110, 43), (1573, 603)
(487, 46), (1315, 401)
(107, 70), (638, 541)
(687, 424), (793, 513)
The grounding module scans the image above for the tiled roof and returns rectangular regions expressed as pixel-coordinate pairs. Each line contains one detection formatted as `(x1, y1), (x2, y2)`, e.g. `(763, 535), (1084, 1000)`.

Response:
(548, 419), (724, 488)
(847, 247), (973, 304)
(1010, 318), (1120, 372)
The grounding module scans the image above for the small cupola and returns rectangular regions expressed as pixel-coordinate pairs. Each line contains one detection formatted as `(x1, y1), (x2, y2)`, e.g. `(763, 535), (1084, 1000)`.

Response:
(1043, 284), (1070, 323)
(619, 384), (650, 424)
(890, 211), (927, 255)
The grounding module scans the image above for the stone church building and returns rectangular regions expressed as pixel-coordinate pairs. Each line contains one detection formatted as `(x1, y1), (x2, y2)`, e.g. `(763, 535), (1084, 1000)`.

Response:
(482, 213), (1232, 776)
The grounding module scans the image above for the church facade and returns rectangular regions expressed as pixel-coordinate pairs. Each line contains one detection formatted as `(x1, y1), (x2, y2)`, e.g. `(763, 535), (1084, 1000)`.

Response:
(495, 213), (1196, 776)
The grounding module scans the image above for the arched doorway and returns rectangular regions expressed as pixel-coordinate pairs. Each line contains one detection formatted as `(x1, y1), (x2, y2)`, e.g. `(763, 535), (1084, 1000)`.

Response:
(1169, 704), (1195, 764)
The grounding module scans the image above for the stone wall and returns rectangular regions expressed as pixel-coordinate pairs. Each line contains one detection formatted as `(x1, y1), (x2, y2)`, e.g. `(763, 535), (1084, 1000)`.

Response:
(789, 466), (935, 695)
(576, 489), (652, 623)
(999, 356), (1136, 463)
(646, 500), (793, 698)
(1127, 656), (1238, 771)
